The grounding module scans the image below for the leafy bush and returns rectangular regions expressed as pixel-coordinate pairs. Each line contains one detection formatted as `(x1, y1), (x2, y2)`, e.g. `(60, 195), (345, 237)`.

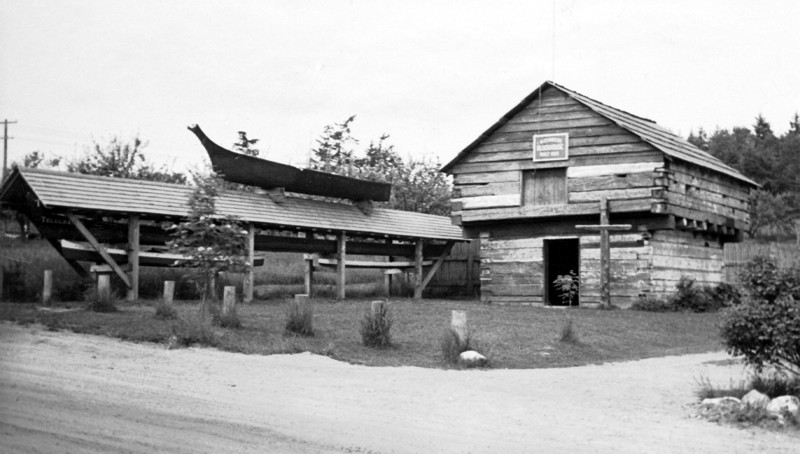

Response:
(171, 318), (219, 348)
(632, 278), (738, 312)
(285, 300), (314, 336)
(2, 262), (29, 301)
(721, 257), (800, 376)
(631, 294), (673, 312)
(739, 256), (800, 303)
(360, 303), (392, 348)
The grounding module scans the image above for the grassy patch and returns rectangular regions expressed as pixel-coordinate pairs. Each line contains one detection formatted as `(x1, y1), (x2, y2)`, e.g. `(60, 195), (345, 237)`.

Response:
(0, 299), (726, 369)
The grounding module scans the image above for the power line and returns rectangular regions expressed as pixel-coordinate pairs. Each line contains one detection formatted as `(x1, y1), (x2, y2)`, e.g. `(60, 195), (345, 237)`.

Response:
(2, 119), (18, 184)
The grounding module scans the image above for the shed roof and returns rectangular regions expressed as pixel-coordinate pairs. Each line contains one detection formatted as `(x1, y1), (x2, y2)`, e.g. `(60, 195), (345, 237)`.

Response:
(441, 81), (758, 187)
(0, 168), (464, 241)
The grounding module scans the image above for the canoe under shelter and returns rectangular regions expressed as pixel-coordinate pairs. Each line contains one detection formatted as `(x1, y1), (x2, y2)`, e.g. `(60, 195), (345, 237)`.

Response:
(0, 166), (465, 301)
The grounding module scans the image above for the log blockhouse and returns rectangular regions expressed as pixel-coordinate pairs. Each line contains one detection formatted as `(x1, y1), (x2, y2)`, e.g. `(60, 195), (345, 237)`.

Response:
(441, 81), (758, 307)
(0, 167), (465, 301)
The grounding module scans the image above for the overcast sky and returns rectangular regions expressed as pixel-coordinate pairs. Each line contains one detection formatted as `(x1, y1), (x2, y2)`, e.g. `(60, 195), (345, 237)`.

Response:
(2, 0), (799, 173)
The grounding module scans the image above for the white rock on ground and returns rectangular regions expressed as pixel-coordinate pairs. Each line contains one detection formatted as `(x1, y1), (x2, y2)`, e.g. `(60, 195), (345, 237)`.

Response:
(459, 350), (487, 364)
(701, 396), (741, 408)
(766, 396), (800, 417)
(741, 390), (770, 409)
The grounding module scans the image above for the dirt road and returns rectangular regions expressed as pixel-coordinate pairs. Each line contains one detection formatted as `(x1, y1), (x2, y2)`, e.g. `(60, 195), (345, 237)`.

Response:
(0, 322), (796, 453)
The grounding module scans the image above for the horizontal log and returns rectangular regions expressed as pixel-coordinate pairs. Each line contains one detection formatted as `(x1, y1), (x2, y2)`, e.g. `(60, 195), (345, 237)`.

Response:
(569, 188), (655, 203)
(568, 172), (658, 193)
(454, 171), (520, 185)
(455, 193), (521, 210)
(314, 258), (433, 268)
(255, 235), (450, 257)
(566, 162), (662, 178)
(496, 116), (614, 134)
(455, 181), (520, 197)
(460, 198), (655, 223)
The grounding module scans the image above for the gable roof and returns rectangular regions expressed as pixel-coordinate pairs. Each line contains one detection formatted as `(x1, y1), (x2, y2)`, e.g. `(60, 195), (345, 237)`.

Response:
(0, 167), (464, 241)
(441, 81), (758, 187)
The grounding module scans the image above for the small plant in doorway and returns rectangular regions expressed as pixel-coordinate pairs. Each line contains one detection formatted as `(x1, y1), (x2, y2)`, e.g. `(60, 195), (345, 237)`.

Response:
(553, 270), (580, 307)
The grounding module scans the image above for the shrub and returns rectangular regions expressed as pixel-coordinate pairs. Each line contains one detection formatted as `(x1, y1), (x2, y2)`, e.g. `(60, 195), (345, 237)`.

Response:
(360, 303), (392, 348)
(631, 279), (738, 313)
(631, 294), (674, 312)
(171, 318), (219, 347)
(285, 300), (314, 336)
(558, 317), (580, 344)
(2, 262), (31, 302)
(739, 255), (800, 303)
(721, 257), (800, 376)
(216, 304), (241, 329)
(84, 287), (118, 313)
(154, 299), (178, 320)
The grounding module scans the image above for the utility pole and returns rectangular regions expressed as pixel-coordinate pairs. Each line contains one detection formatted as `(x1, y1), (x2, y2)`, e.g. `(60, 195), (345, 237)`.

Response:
(2, 119), (18, 184)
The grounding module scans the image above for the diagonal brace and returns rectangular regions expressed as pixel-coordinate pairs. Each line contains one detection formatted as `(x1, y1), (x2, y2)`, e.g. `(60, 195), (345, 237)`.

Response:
(66, 212), (131, 288)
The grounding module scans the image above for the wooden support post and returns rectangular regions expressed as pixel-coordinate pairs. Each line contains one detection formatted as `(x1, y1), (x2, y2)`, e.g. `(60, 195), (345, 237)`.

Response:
(413, 238), (424, 299)
(42, 269), (52, 306)
(337, 231), (346, 300)
(244, 223), (255, 303)
(384, 238), (393, 297)
(303, 255), (314, 297)
(466, 244), (475, 296)
(575, 197), (631, 309)
(127, 214), (140, 301)
(451, 310), (467, 345)
(371, 300), (384, 316)
(222, 286), (236, 318)
(599, 197), (611, 308)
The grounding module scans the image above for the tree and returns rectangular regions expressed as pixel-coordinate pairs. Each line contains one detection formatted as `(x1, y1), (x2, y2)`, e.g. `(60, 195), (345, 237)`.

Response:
(233, 131), (260, 157)
(309, 115), (358, 175)
(687, 128), (709, 151)
(166, 174), (250, 322)
(68, 135), (187, 184)
(308, 116), (451, 215)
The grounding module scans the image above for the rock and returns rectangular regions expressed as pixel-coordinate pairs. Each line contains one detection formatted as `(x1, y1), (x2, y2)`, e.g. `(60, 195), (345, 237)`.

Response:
(766, 396), (800, 417)
(701, 396), (741, 409)
(458, 350), (488, 367)
(741, 390), (770, 409)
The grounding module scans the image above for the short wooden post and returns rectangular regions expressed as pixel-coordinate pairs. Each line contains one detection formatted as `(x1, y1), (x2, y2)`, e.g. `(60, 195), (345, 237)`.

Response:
(42, 269), (53, 305)
(599, 196), (611, 308)
(163, 280), (175, 305)
(413, 238), (424, 299)
(466, 245), (475, 296)
(222, 286), (236, 318)
(98, 273), (111, 301)
(126, 214), (140, 301)
(337, 231), (347, 300)
(451, 310), (467, 345)
(371, 300), (384, 316)
(244, 223), (255, 303)
(303, 255), (314, 297)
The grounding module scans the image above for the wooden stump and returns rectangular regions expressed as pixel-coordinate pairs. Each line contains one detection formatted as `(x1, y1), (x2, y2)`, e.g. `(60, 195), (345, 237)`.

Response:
(222, 286), (236, 318)
(163, 280), (175, 305)
(451, 310), (468, 345)
(42, 269), (52, 305)
(371, 300), (384, 315)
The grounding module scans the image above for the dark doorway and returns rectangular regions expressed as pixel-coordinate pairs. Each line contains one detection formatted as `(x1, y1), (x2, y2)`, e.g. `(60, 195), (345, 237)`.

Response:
(544, 238), (580, 306)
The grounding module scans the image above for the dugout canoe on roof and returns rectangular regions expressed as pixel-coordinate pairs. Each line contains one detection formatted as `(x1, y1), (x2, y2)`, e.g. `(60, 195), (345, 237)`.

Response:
(442, 81), (758, 308)
(0, 167), (465, 301)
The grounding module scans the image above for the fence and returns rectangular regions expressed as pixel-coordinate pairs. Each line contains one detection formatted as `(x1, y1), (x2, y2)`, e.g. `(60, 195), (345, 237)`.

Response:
(427, 241), (480, 295)
(723, 242), (800, 283)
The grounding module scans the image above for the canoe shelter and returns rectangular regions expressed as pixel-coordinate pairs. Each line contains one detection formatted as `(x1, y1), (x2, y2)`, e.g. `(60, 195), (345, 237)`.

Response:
(442, 81), (758, 308)
(0, 130), (465, 301)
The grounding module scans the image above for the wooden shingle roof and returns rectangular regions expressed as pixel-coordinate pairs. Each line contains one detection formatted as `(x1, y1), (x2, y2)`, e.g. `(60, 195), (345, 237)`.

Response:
(442, 81), (758, 187)
(1, 168), (464, 241)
